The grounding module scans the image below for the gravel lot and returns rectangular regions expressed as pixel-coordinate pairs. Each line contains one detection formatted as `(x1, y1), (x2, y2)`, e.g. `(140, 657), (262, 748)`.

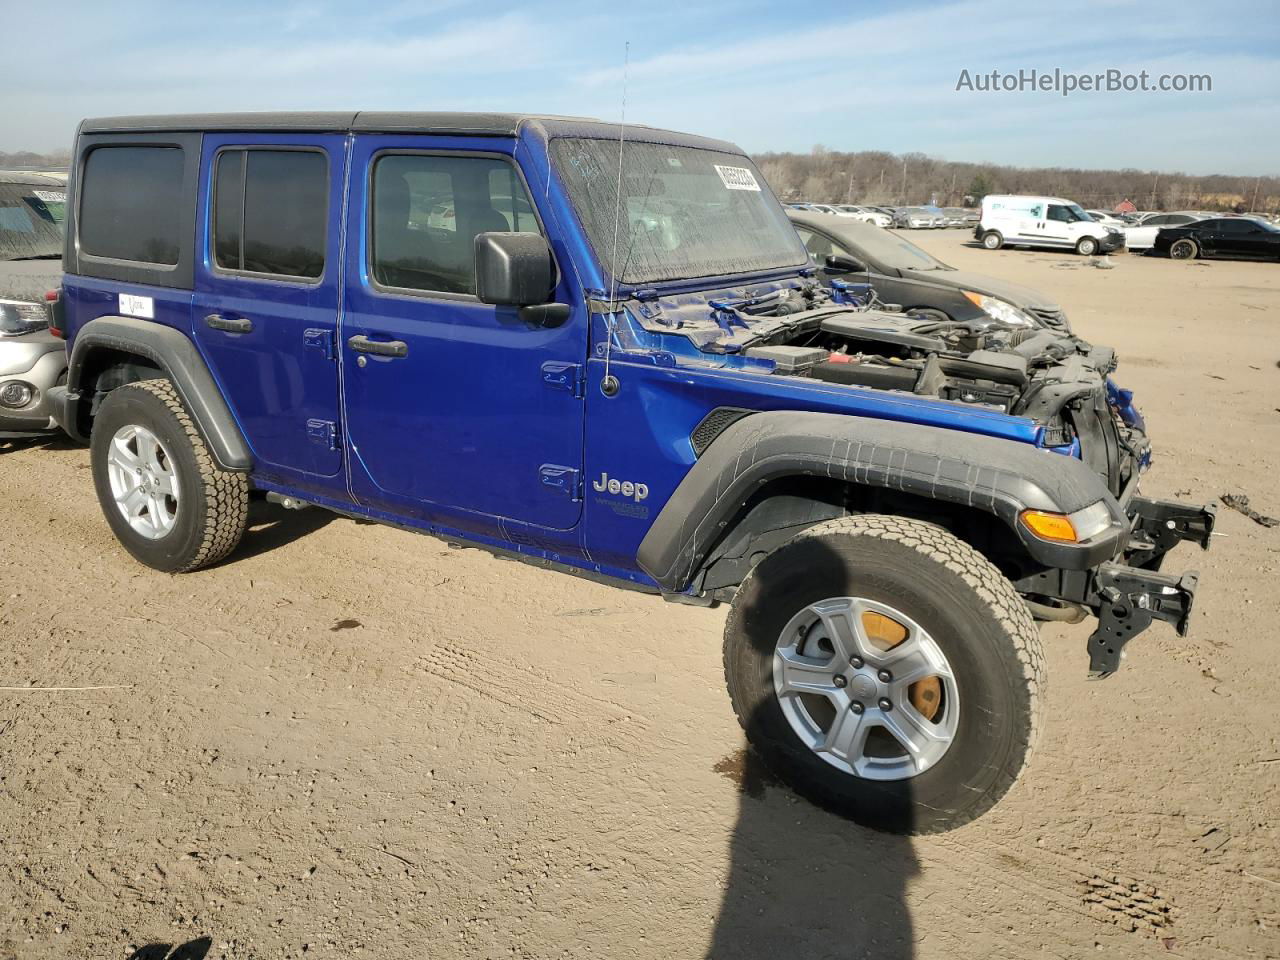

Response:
(1, 234), (1277, 960)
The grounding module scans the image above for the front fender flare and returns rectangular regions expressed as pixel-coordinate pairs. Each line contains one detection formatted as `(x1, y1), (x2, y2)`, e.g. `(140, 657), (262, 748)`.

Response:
(637, 411), (1125, 592)
(66, 316), (252, 471)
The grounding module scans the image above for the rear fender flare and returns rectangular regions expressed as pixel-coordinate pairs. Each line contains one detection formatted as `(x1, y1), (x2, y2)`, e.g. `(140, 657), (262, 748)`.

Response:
(637, 410), (1125, 592)
(66, 315), (251, 471)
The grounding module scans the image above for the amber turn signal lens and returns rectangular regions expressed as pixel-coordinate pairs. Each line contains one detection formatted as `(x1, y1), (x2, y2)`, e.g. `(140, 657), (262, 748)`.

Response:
(1019, 510), (1078, 543)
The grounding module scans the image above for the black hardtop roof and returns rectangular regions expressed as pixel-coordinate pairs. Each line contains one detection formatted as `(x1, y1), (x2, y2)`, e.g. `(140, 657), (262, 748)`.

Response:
(78, 112), (743, 154)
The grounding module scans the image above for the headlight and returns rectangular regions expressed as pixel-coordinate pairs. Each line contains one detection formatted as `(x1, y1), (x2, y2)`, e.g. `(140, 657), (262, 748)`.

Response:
(0, 299), (48, 337)
(962, 291), (1035, 327)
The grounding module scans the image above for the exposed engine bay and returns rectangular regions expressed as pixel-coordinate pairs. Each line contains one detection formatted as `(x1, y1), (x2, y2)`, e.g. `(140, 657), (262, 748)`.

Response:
(625, 282), (1151, 495)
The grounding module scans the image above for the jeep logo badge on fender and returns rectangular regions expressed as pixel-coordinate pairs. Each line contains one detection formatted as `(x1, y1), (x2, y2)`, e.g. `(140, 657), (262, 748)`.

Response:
(592, 472), (648, 503)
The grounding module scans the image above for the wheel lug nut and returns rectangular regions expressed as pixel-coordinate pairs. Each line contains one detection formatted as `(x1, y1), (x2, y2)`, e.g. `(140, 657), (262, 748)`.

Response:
(849, 656), (864, 669)
(878, 697), (893, 711)
(850, 701), (864, 714)
(832, 675), (848, 688)
(877, 669), (892, 683)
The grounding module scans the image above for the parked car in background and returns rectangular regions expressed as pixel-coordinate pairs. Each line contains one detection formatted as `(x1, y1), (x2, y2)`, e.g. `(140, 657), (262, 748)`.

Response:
(893, 206), (939, 229)
(940, 207), (968, 228)
(1121, 212), (1209, 252)
(977, 194), (1124, 255)
(802, 203), (856, 217)
(0, 173), (68, 440)
(787, 208), (1072, 329)
(834, 204), (892, 227)
(1154, 216), (1280, 261)
(1085, 210), (1127, 229)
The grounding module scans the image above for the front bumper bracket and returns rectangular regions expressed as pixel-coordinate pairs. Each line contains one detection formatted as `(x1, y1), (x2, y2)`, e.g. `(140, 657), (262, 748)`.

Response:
(1087, 563), (1199, 679)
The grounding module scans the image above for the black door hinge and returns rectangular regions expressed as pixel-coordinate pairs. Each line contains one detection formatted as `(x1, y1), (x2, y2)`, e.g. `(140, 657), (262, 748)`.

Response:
(539, 464), (582, 500)
(307, 419), (339, 451)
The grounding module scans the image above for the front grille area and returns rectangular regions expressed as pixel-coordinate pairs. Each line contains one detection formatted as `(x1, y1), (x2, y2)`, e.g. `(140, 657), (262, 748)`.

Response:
(1028, 306), (1069, 328)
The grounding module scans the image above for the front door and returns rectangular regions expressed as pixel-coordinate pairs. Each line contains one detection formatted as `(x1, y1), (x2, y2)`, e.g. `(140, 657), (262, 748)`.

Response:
(192, 135), (346, 486)
(340, 136), (586, 534)
(1040, 204), (1075, 247)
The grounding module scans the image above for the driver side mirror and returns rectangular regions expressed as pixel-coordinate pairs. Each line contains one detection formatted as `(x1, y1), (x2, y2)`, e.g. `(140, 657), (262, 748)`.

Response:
(474, 232), (568, 326)
(824, 253), (864, 274)
(474, 232), (554, 306)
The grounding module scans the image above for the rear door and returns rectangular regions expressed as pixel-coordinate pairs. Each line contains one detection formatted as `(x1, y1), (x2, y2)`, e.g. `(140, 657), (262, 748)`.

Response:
(340, 135), (586, 535)
(192, 135), (346, 488)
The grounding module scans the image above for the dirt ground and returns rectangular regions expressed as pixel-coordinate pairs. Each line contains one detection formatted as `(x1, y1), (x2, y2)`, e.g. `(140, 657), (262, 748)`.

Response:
(1, 234), (1278, 960)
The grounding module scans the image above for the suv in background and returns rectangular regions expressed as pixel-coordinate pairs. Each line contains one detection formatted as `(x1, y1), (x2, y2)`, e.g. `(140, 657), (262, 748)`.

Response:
(0, 172), (68, 439)
(49, 112), (1213, 834)
(978, 194), (1125, 255)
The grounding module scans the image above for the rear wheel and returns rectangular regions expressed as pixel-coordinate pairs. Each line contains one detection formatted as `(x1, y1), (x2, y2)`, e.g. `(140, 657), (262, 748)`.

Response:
(1076, 236), (1099, 256)
(722, 515), (1043, 834)
(1169, 238), (1199, 260)
(91, 379), (249, 573)
(981, 231), (1003, 250)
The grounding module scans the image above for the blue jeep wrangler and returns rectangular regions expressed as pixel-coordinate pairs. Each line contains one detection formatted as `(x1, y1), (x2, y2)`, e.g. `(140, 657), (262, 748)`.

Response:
(47, 112), (1213, 833)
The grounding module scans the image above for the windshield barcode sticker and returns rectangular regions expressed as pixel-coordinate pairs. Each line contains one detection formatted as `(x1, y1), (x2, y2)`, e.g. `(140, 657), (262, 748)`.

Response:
(32, 190), (65, 203)
(119, 294), (154, 319)
(714, 165), (761, 192)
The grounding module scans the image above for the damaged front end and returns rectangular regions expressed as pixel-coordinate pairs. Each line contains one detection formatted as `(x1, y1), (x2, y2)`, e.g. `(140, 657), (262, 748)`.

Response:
(608, 279), (1213, 678)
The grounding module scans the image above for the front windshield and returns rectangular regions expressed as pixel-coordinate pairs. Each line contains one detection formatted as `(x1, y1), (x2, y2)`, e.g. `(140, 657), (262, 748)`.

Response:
(0, 184), (65, 260)
(550, 138), (808, 285)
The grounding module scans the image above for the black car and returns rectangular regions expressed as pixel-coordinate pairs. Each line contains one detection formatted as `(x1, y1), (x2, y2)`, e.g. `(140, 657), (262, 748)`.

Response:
(787, 208), (1070, 330)
(1153, 217), (1280, 261)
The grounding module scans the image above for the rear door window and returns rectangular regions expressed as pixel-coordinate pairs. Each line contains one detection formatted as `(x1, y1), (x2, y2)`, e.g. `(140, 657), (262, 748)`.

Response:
(212, 149), (328, 280)
(79, 146), (184, 264)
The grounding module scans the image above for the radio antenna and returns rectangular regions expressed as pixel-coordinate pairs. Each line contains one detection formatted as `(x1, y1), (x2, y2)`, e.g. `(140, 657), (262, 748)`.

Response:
(600, 40), (629, 398)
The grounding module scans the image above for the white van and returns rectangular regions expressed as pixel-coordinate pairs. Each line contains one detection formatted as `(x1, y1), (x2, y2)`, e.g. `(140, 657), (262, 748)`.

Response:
(977, 195), (1124, 255)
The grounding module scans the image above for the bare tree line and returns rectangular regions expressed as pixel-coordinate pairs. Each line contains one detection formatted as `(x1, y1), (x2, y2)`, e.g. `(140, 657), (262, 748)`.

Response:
(5, 146), (1277, 214)
(754, 146), (1280, 213)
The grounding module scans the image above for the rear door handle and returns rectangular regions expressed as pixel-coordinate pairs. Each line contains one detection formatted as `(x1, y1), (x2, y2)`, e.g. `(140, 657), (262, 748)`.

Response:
(348, 335), (408, 358)
(205, 313), (254, 334)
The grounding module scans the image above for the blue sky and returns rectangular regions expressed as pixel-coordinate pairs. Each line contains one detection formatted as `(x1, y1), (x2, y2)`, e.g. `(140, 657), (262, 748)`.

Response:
(5, 0), (1278, 175)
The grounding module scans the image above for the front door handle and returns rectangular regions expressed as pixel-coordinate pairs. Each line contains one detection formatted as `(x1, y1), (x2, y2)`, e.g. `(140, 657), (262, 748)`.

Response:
(348, 335), (408, 358)
(205, 313), (254, 334)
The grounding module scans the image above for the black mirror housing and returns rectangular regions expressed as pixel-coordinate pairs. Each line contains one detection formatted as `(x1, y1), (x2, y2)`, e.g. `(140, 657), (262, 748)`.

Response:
(825, 253), (862, 274)
(474, 232), (555, 306)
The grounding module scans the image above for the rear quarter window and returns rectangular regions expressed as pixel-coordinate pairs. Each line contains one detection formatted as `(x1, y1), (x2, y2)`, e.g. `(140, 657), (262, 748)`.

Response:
(79, 146), (184, 264)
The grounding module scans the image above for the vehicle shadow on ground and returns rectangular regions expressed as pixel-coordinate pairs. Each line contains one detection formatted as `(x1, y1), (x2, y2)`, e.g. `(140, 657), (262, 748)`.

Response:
(232, 497), (335, 562)
(0, 434), (82, 455)
(125, 937), (211, 960)
(706, 745), (918, 960)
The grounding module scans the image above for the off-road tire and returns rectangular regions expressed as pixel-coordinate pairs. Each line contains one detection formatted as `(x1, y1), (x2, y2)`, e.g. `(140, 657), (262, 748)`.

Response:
(1076, 236), (1099, 256)
(1169, 238), (1199, 260)
(91, 379), (249, 573)
(981, 230), (1004, 250)
(723, 514), (1043, 834)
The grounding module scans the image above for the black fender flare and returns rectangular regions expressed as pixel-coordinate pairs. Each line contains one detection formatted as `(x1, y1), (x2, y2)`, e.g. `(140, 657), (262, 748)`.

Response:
(636, 411), (1126, 592)
(65, 316), (252, 471)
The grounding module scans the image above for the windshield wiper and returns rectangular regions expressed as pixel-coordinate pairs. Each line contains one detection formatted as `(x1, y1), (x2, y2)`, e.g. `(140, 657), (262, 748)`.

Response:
(6, 253), (62, 261)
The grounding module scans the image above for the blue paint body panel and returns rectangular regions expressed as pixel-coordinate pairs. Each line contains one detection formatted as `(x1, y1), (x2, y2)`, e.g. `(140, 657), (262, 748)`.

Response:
(60, 120), (1136, 592)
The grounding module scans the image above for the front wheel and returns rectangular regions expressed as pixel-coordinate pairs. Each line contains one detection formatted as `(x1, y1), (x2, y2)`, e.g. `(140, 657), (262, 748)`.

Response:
(1169, 238), (1199, 260)
(722, 515), (1043, 834)
(1076, 236), (1099, 256)
(981, 230), (1003, 250)
(91, 379), (250, 573)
